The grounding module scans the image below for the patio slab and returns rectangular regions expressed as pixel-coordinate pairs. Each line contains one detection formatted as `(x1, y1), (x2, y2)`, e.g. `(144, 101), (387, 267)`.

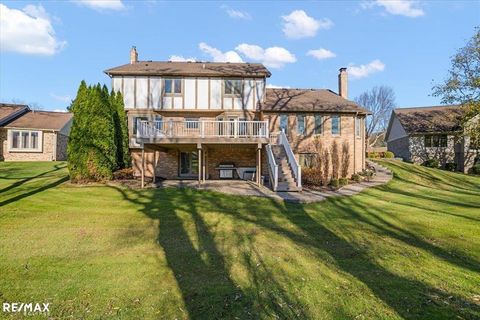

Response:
(155, 161), (393, 204)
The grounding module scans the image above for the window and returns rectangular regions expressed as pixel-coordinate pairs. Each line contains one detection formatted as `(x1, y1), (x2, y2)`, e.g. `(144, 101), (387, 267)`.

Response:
(224, 79), (242, 95)
(8, 130), (42, 151)
(133, 116), (148, 135)
(154, 116), (163, 131)
(297, 114), (305, 135)
(185, 118), (199, 129)
(331, 115), (341, 135)
(355, 117), (361, 137)
(314, 115), (323, 134)
(299, 153), (317, 168)
(280, 114), (288, 134)
(424, 134), (447, 147)
(164, 79), (182, 94)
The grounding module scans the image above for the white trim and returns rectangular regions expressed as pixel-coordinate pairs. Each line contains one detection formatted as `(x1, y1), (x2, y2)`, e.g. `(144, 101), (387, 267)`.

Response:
(7, 129), (43, 152)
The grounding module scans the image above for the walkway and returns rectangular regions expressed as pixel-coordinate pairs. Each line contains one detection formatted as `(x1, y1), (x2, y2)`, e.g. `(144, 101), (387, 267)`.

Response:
(156, 161), (393, 204)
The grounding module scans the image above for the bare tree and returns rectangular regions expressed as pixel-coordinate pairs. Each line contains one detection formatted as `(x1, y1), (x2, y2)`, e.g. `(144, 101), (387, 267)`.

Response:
(321, 149), (330, 186)
(355, 86), (396, 146)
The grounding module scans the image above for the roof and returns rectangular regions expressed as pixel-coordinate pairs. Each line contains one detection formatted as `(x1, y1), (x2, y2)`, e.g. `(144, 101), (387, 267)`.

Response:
(5, 110), (73, 131)
(259, 88), (370, 114)
(105, 61), (271, 78)
(0, 103), (29, 126)
(393, 105), (463, 134)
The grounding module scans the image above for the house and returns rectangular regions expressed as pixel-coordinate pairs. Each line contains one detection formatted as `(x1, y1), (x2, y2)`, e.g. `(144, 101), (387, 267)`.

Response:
(104, 47), (369, 191)
(0, 103), (73, 161)
(385, 105), (478, 172)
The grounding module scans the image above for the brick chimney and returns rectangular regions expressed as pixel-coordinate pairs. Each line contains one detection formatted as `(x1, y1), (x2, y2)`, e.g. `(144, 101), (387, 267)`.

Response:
(130, 46), (138, 64)
(338, 67), (348, 99)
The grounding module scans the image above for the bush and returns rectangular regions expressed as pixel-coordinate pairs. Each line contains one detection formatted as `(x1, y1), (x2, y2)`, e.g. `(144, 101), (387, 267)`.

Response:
(423, 159), (439, 168)
(368, 152), (380, 158)
(339, 177), (348, 186)
(330, 179), (340, 189)
(384, 151), (395, 158)
(445, 162), (457, 172)
(113, 168), (134, 180)
(302, 168), (323, 186)
(351, 174), (362, 183)
(470, 163), (480, 175)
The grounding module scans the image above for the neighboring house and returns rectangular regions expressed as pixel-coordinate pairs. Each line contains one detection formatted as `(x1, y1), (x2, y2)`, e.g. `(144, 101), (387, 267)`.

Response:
(104, 47), (369, 191)
(385, 105), (479, 173)
(0, 103), (73, 161)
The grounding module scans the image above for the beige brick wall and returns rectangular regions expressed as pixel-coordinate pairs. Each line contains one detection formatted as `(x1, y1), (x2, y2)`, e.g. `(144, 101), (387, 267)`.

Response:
(265, 112), (366, 177)
(0, 129), (67, 162)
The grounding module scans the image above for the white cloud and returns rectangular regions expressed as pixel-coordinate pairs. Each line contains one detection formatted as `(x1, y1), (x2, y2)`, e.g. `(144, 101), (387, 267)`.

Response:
(52, 108), (67, 113)
(50, 93), (71, 103)
(0, 4), (66, 55)
(169, 55), (196, 62)
(222, 5), (251, 20)
(348, 60), (386, 79)
(281, 10), (333, 39)
(266, 84), (291, 89)
(363, 0), (424, 17)
(198, 42), (243, 63)
(307, 48), (336, 60)
(235, 44), (296, 68)
(73, 0), (125, 11)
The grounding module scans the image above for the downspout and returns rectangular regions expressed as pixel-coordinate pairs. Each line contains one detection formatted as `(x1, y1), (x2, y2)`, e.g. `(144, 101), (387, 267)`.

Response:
(354, 112), (358, 173)
(53, 130), (57, 161)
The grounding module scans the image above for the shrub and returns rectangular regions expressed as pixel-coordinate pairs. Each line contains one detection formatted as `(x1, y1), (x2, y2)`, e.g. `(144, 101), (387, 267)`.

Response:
(339, 177), (348, 186)
(322, 149), (330, 186)
(330, 179), (340, 189)
(470, 163), (480, 175)
(341, 142), (350, 178)
(351, 174), (362, 183)
(423, 159), (439, 168)
(113, 168), (134, 180)
(445, 162), (457, 172)
(302, 168), (323, 186)
(368, 152), (380, 158)
(384, 151), (395, 158)
(331, 141), (340, 180)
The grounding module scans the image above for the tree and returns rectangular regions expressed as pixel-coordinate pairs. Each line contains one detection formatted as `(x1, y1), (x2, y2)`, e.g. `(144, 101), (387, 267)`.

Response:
(354, 86), (396, 146)
(68, 81), (125, 182)
(111, 90), (131, 168)
(432, 28), (480, 150)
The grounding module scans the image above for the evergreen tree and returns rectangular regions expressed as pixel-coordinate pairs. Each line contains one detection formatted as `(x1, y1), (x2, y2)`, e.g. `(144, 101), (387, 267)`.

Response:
(110, 89), (130, 168)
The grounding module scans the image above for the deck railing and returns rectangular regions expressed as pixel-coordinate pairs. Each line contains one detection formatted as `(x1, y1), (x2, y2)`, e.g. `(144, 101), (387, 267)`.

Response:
(137, 120), (269, 139)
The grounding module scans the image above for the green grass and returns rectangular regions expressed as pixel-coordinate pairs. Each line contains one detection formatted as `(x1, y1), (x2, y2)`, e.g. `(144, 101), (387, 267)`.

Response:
(0, 160), (479, 319)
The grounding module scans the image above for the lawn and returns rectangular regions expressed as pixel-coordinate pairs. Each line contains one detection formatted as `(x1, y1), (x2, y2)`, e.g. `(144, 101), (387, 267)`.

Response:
(0, 160), (479, 319)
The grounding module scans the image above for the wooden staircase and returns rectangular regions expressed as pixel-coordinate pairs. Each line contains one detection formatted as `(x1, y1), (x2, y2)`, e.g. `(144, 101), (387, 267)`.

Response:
(270, 145), (301, 192)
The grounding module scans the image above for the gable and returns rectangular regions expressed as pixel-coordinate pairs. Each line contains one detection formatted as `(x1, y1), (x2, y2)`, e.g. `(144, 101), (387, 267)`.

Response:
(386, 113), (408, 142)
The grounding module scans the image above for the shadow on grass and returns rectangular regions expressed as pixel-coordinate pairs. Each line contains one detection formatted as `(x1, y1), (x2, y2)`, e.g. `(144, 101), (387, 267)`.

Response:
(111, 181), (479, 319)
(0, 163), (67, 195)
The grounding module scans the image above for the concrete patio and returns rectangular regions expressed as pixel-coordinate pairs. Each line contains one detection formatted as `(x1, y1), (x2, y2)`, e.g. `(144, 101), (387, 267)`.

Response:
(155, 161), (393, 204)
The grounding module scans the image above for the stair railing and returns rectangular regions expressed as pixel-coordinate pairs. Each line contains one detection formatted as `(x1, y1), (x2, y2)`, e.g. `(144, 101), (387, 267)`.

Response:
(265, 144), (279, 191)
(278, 129), (302, 189)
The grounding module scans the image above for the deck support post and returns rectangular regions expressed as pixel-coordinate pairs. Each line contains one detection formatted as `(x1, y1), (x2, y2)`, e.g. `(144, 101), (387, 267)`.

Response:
(197, 143), (202, 186)
(141, 145), (145, 189)
(202, 147), (206, 182)
(256, 143), (262, 186)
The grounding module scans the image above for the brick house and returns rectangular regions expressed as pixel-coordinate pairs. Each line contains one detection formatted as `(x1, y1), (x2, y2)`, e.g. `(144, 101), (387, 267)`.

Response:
(0, 103), (73, 161)
(104, 47), (369, 191)
(385, 105), (479, 172)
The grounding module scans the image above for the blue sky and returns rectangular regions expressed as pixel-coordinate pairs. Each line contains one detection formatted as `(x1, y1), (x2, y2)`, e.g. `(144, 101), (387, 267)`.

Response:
(0, 0), (478, 111)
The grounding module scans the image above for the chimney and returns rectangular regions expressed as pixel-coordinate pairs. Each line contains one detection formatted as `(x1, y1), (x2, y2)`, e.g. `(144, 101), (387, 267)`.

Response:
(338, 67), (348, 99)
(130, 46), (138, 64)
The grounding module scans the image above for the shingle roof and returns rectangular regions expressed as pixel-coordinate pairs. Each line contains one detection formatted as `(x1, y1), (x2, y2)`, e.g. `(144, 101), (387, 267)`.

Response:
(5, 110), (72, 131)
(259, 88), (370, 114)
(105, 61), (271, 78)
(394, 105), (463, 134)
(0, 103), (29, 126)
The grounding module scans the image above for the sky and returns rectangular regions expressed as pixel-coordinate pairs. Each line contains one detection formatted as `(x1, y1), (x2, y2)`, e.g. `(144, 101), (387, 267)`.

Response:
(0, 0), (478, 112)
